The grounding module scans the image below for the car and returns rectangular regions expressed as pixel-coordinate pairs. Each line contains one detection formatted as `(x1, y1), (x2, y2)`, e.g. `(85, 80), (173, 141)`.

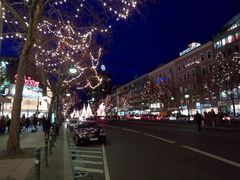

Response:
(73, 121), (106, 146)
(67, 119), (80, 131)
(128, 114), (141, 120)
(222, 114), (232, 122)
(141, 114), (155, 120)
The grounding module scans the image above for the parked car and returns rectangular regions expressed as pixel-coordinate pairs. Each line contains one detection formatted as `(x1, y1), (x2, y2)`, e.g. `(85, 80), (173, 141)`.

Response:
(73, 121), (106, 146)
(128, 114), (141, 120)
(67, 119), (80, 131)
(141, 114), (155, 120)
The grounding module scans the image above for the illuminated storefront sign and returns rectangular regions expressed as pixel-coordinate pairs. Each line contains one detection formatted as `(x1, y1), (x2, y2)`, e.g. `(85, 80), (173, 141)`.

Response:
(179, 42), (201, 56)
(14, 74), (39, 87)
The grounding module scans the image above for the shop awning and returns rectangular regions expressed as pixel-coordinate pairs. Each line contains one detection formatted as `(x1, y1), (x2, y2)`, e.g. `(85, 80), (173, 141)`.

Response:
(0, 96), (11, 103)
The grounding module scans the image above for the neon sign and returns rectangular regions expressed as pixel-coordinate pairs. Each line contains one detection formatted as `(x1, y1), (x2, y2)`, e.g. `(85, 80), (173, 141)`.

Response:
(179, 42), (201, 56)
(14, 74), (39, 87)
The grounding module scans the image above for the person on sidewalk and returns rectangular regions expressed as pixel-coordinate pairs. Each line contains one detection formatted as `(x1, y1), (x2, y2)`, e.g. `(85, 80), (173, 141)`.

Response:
(194, 111), (203, 131)
(209, 109), (216, 127)
(217, 110), (224, 126)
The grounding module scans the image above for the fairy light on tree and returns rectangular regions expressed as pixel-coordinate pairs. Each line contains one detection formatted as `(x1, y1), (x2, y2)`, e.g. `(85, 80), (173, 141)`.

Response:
(142, 78), (173, 109)
(207, 51), (240, 116)
(1, 0), (144, 154)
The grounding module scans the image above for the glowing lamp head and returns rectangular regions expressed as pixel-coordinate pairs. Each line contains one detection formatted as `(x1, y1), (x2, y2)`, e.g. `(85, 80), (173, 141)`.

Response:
(69, 67), (77, 74)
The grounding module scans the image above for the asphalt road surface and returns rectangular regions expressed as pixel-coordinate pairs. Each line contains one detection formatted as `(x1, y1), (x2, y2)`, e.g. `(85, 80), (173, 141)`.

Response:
(100, 120), (240, 180)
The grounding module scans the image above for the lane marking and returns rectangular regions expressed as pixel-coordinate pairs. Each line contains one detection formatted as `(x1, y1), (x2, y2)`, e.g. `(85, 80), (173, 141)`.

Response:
(143, 133), (175, 144)
(182, 145), (240, 168)
(70, 146), (102, 150)
(73, 154), (102, 159)
(102, 144), (111, 180)
(121, 128), (140, 133)
(71, 150), (102, 154)
(81, 160), (103, 165)
(74, 166), (104, 174)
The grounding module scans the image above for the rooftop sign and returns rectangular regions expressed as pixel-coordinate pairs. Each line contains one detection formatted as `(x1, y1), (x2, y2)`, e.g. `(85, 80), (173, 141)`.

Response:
(179, 42), (201, 56)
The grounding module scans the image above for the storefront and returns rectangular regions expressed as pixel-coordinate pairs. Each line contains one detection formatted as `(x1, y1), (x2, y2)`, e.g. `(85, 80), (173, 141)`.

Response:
(2, 75), (52, 118)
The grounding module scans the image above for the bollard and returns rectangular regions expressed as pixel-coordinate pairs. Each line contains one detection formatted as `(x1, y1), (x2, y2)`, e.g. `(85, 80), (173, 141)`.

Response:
(44, 138), (48, 167)
(35, 147), (41, 180)
(49, 136), (52, 155)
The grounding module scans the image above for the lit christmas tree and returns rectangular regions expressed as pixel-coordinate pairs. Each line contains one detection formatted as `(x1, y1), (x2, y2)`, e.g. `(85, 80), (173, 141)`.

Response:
(208, 51), (240, 115)
(142, 79), (173, 109)
(119, 94), (132, 111)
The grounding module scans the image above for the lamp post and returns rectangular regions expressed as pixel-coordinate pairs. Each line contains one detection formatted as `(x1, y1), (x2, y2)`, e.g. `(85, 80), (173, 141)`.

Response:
(184, 94), (190, 121)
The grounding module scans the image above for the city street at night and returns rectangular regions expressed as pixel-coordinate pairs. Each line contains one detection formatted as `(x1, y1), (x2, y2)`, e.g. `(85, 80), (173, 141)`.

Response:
(1, 0), (240, 180)
(66, 120), (240, 180)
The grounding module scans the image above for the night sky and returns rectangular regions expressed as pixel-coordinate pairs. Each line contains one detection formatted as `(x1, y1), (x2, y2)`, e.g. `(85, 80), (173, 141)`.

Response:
(102, 0), (240, 86)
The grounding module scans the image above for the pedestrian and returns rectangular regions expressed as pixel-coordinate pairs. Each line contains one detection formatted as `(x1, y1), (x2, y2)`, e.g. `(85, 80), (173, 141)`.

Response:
(6, 117), (11, 133)
(194, 111), (203, 131)
(44, 117), (51, 139)
(209, 109), (216, 127)
(25, 117), (30, 130)
(217, 110), (224, 126)
(20, 114), (26, 132)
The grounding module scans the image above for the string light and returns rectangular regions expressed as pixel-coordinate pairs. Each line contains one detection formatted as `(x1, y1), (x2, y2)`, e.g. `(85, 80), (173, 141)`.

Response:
(0, 0), (142, 90)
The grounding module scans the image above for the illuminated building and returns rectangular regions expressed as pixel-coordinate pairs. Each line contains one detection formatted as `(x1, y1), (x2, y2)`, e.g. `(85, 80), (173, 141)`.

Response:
(213, 13), (240, 114)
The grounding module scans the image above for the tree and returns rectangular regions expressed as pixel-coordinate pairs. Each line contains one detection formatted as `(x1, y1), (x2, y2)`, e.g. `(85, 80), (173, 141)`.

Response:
(0, 0), (144, 154)
(208, 51), (240, 116)
(142, 78), (173, 110)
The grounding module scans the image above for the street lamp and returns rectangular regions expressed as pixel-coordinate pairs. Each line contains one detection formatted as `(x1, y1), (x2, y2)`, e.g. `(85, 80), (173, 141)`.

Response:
(184, 94), (190, 121)
(69, 67), (77, 74)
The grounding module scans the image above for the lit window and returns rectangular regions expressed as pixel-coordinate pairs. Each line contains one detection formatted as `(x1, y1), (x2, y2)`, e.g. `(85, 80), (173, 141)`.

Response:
(228, 35), (234, 43)
(222, 39), (226, 46)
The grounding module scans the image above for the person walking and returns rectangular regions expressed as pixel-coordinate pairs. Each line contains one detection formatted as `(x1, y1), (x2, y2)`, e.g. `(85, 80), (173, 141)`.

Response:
(194, 111), (203, 131)
(209, 109), (216, 127)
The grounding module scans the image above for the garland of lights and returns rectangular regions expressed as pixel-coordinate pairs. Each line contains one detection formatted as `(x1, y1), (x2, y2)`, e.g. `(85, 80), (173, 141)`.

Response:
(0, 0), (142, 91)
(142, 80), (173, 103)
(206, 52), (240, 98)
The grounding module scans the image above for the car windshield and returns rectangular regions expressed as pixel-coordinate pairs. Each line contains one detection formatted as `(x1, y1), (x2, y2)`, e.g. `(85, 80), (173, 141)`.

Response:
(77, 122), (98, 129)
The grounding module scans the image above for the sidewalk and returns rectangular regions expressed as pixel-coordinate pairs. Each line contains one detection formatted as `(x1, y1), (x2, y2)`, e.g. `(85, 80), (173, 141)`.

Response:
(0, 131), (45, 180)
(25, 126), (74, 180)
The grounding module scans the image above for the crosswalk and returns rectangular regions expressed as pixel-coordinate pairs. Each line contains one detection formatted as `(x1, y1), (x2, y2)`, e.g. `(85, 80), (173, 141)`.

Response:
(68, 138), (106, 180)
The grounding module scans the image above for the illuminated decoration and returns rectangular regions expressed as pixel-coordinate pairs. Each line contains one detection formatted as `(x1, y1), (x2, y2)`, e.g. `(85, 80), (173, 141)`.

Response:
(14, 74), (39, 87)
(184, 59), (200, 68)
(119, 94), (132, 111)
(179, 42), (201, 56)
(0, 0), (143, 90)
(80, 104), (87, 120)
(206, 52), (240, 108)
(0, 61), (8, 91)
(97, 102), (106, 117)
(142, 79), (173, 107)
(86, 103), (93, 118)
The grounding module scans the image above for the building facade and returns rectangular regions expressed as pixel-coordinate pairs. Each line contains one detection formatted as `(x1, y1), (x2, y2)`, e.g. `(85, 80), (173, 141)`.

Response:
(108, 13), (240, 117)
(213, 13), (240, 115)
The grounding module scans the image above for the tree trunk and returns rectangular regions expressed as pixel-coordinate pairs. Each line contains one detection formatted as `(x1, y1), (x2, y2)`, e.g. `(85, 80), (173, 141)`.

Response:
(7, 0), (41, 155)
(48, 96), (55, 120)
(7, 37), (32, 155)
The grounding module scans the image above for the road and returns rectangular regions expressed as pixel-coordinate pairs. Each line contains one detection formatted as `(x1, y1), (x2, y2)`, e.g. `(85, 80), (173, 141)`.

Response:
(68, 120), (240, 180)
